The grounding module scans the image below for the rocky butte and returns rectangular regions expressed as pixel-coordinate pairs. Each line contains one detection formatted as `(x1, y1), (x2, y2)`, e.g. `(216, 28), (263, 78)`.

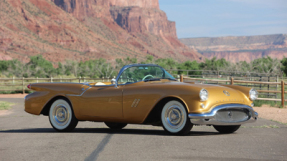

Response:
(0, 0), (202, 63)
(180, 34), (287, 63)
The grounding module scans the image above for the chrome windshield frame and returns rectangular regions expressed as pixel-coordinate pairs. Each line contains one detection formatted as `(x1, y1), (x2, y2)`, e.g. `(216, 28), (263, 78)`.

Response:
(115, 64), (173, 85)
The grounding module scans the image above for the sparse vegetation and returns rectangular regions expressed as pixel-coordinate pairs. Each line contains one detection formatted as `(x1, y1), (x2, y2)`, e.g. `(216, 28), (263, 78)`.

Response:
(0, 55), (285, 79)
(254, 100), (282, 108)
(0, 101), (14, 110)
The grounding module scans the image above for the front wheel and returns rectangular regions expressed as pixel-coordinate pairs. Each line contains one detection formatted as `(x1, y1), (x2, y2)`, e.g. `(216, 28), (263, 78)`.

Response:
(49, 99), (78, 132)
(161, 100), (193, 135)
(213, 125), (241, 134)
(105, 122), (127, 130)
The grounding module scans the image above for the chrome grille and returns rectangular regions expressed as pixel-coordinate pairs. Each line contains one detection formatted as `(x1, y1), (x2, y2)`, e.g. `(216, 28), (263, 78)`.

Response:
(215, 109), (250, 123)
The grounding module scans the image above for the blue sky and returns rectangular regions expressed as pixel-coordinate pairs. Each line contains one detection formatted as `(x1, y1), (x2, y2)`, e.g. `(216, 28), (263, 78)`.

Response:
(158, 0), (287, 38)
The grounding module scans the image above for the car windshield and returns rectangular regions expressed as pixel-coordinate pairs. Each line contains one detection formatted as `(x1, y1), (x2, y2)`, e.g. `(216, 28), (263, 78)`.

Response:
(117, 66), (176, 85)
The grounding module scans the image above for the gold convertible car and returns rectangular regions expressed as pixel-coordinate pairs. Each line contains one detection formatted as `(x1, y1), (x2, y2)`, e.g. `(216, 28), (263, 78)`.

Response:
(25, 64), (258, 135)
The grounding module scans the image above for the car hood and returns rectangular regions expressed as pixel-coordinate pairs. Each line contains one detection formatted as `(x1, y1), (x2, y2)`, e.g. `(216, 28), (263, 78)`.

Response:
(147, 80), (252, 113)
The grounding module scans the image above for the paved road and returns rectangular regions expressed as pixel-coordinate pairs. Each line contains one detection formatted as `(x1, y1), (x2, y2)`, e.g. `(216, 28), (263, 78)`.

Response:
(1, 98), (287, 161)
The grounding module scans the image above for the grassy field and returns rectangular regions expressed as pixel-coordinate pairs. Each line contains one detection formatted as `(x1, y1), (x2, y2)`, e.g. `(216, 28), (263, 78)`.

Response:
(0, 101), (14, 110)
(254, 99), (283, 108)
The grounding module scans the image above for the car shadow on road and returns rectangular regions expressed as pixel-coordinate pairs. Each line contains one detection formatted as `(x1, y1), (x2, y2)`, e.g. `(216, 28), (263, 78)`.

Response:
(0, 128), (222, 136)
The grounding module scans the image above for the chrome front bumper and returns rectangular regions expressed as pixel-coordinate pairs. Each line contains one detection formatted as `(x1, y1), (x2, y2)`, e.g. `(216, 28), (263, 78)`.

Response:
(188, 104), (258, 126)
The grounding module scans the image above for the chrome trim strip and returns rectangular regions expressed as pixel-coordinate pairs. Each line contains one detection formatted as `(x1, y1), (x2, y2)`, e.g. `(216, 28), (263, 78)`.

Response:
(188, 104), (258, 125)
(66, 87), (91, 97)
(94, 85), (115, 87)
(134, 99), (141, 107)
(32, 82), (91, 85)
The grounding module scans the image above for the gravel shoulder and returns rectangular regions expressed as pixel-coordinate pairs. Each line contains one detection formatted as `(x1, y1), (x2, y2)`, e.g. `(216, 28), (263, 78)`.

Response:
(0, 94), (27, 98)
(254, 105), (287, 124)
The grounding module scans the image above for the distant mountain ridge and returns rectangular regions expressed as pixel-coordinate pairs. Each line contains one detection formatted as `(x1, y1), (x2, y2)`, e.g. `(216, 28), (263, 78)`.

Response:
(180, 34), (287, 62)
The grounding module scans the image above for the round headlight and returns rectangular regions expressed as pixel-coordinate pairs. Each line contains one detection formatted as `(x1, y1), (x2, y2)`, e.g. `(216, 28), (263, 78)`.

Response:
(249, 88), (258, 101)
(199, 89), (208, 101)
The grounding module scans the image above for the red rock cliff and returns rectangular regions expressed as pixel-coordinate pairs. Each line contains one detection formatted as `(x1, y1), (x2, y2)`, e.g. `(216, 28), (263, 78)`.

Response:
(109, 0), (159, 9)
(52, 0), (159, 11)
(0, 0), (202, 63)
(110, 6), (176, 37)
(50, 0), (196, 57)
(51, 0), (175, 36)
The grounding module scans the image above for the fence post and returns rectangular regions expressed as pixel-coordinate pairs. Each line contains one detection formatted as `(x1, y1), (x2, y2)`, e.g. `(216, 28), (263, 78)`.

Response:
(268, 76), (270, 98)
(84, 77), (85, 83)
(13, 76), (14, 84)
(37, 77), (38, 83)
(50, 77), (53, 83)
(259, 76), (262, 90)
(276, 76), (278, 99)
(79, 76), (81, 83)
(281, 80), (285, 107)
(22, 77), (24, 94)
(180, 75), (183, 82)
(230, 77), (234, 85)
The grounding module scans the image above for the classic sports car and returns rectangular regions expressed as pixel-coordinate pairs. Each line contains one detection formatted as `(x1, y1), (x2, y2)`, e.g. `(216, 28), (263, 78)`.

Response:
(25, 64), (258, 135)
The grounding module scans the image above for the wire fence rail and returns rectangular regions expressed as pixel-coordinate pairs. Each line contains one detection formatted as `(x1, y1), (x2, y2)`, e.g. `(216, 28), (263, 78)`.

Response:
(180, 75), (287, 106)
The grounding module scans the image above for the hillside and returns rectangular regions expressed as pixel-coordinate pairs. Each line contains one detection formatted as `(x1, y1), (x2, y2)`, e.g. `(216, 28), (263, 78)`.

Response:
(180, 34), (287, 62)
(0, 0), (202, 63)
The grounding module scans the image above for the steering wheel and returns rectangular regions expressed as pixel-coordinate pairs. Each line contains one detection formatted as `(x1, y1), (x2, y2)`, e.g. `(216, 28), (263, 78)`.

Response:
(142, 75), (154, 81)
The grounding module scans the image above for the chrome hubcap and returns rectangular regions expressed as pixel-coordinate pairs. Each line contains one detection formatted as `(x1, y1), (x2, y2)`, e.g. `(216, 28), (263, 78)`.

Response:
(53, 104), (70, 126)
(165, 105), (184, 129)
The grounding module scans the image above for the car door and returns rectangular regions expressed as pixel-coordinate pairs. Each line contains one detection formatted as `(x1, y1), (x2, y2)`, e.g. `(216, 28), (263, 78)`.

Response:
(122, 82), (162, 123)
(80, 85), (123, 119)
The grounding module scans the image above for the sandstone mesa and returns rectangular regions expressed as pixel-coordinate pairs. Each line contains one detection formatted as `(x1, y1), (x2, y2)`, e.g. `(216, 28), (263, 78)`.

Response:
(0, 0), (202, 63)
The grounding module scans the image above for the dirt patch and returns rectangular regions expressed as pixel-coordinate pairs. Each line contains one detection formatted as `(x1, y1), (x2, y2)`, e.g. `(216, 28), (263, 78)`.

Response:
(254, 105), (287, 124)
(0, 110), (12, 116)
(0, 94), (27, 98)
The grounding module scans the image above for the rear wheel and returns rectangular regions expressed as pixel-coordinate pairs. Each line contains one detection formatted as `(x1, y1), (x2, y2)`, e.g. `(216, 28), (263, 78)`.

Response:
(161, 100), (193, 135)
(213, 125), (241, 134)
(49, 99), (78, 132)
(105, 122), (127, 130)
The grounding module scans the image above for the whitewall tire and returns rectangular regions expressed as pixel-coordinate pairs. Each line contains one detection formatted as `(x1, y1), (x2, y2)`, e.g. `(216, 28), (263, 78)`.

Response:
(161, 100), (193, 135)
(49, 99), (78, 132)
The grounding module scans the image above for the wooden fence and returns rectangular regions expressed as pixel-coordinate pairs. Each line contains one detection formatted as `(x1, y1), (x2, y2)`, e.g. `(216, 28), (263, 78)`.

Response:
(180, 75), (286, 106)
(0, 77), (112, 94)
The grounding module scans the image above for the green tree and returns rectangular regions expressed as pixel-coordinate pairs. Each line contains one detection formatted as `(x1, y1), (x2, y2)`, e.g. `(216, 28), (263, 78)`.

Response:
(56, 62), (64, 75)
(252, 56), (281, 75)
(200, 57), (230, 71)
(281, 57), (287, 76)
(27, 55), (56, 77)
(178, 60), (200, 76)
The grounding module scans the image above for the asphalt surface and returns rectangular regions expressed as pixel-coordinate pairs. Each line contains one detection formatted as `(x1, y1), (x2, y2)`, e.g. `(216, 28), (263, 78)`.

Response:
(1, 98), (287, 161)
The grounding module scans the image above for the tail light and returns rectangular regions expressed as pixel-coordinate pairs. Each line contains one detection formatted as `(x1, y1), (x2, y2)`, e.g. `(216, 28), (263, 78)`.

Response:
(27, 84), (31, 89)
